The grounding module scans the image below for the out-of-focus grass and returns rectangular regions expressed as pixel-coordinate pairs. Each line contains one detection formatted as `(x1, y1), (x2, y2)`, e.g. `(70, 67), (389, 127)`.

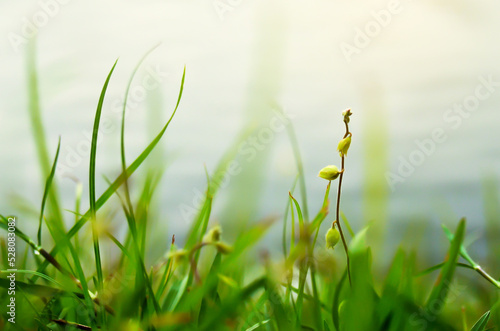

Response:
(360, 82), (389, 252)
(1, 52), (500, 331)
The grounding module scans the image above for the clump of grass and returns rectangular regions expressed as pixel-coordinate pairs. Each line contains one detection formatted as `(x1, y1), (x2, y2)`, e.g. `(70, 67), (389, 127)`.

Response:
(1, 56), (500, 331)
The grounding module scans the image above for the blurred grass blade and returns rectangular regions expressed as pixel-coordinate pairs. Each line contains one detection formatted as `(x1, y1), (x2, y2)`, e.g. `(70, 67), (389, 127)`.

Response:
(38, 137), (61, 246)
(27, 40), (64, 230)
(470, 310), (490, 331)
(342, 227), (377, 331)
(425, 218), (466, 318)
(279, 106), (309, 221)
(120, 44), (160, 223)
(331, 268), (347, 331)
(481, 174), (500, 276)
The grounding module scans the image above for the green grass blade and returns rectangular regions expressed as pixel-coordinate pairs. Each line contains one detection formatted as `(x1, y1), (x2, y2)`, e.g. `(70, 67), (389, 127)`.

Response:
(2, 269), (65, 290)
(309, 264), (323, 331)
(361, 86), (389, 251)
(481, 174), (500, 275)
(342, 227), (377, 331)
(443, 224), (500, 288)
(1, 214), (40, 251)
(89, 59), (118, 301)
(288, 192), (304, 228)
(283, 175), (298, 258)
(416, 262), (474, 277)
(425, 218), (466, 318)
(38, 137), (61, 246)
(199, 277), (267, 331)
(281, 107), (309, 222)
(470, 310), (490, 331)
(27, 40), (64, 230)
(331, 268), (347, 331)
(120, 44), (160, 224)
(32, 66), (186, 280)
(340, 211), (354, 238)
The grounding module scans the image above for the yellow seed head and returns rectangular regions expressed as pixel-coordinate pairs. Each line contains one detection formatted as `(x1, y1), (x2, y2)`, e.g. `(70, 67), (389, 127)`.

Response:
(214, 242), (233, 254)
(325, 227), (340, 249)
(318, 165), (340, 181)
(203, 225), (222, 243)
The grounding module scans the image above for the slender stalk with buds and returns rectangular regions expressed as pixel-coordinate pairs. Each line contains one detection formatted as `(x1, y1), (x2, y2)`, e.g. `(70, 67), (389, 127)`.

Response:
(319, 109), (353, 285)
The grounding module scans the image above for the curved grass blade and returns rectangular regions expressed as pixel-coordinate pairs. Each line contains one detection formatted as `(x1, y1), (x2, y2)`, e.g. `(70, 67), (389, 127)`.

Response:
(470, 310), (490, 331)
(89, 59), (118, 301)
(32, 66), (186, 280)
(38, 137), (61, 246)
(120, 44), (160, 226)
(288, 192), (304, 228)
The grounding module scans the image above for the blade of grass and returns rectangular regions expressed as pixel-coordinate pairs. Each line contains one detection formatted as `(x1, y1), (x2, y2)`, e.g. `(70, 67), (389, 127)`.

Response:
(27, 40), (64, 229)
(89, 60), (118, 310)
(199, 277), (267, 331)
(340, 211), (354, 238)
(331, 268), (347, 331)
(481, 173), (500, 275)
(425, 218), (466, 318)
(0, 214), (77, 284)
(120, 44), (160, 231)
(416, 262), (474, 277)
(279, 106), (309, 222)
(470, 310), (490, 331)
(103, 176), (162, 314)
(38, 137), (61, 246)
(31, 66), (186, 281)
(283, 175), (298, 258)
(442, 224), (500, 288)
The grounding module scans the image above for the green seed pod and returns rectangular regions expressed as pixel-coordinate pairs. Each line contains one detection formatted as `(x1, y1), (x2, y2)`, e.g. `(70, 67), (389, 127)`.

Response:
(318, 165), (340, 181)
(325, 227), (340, 249)
(337, 135), (351, 157)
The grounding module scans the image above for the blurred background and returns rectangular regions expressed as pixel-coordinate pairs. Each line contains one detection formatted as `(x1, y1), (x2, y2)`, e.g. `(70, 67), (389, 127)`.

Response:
(1, 0), (500, 263)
